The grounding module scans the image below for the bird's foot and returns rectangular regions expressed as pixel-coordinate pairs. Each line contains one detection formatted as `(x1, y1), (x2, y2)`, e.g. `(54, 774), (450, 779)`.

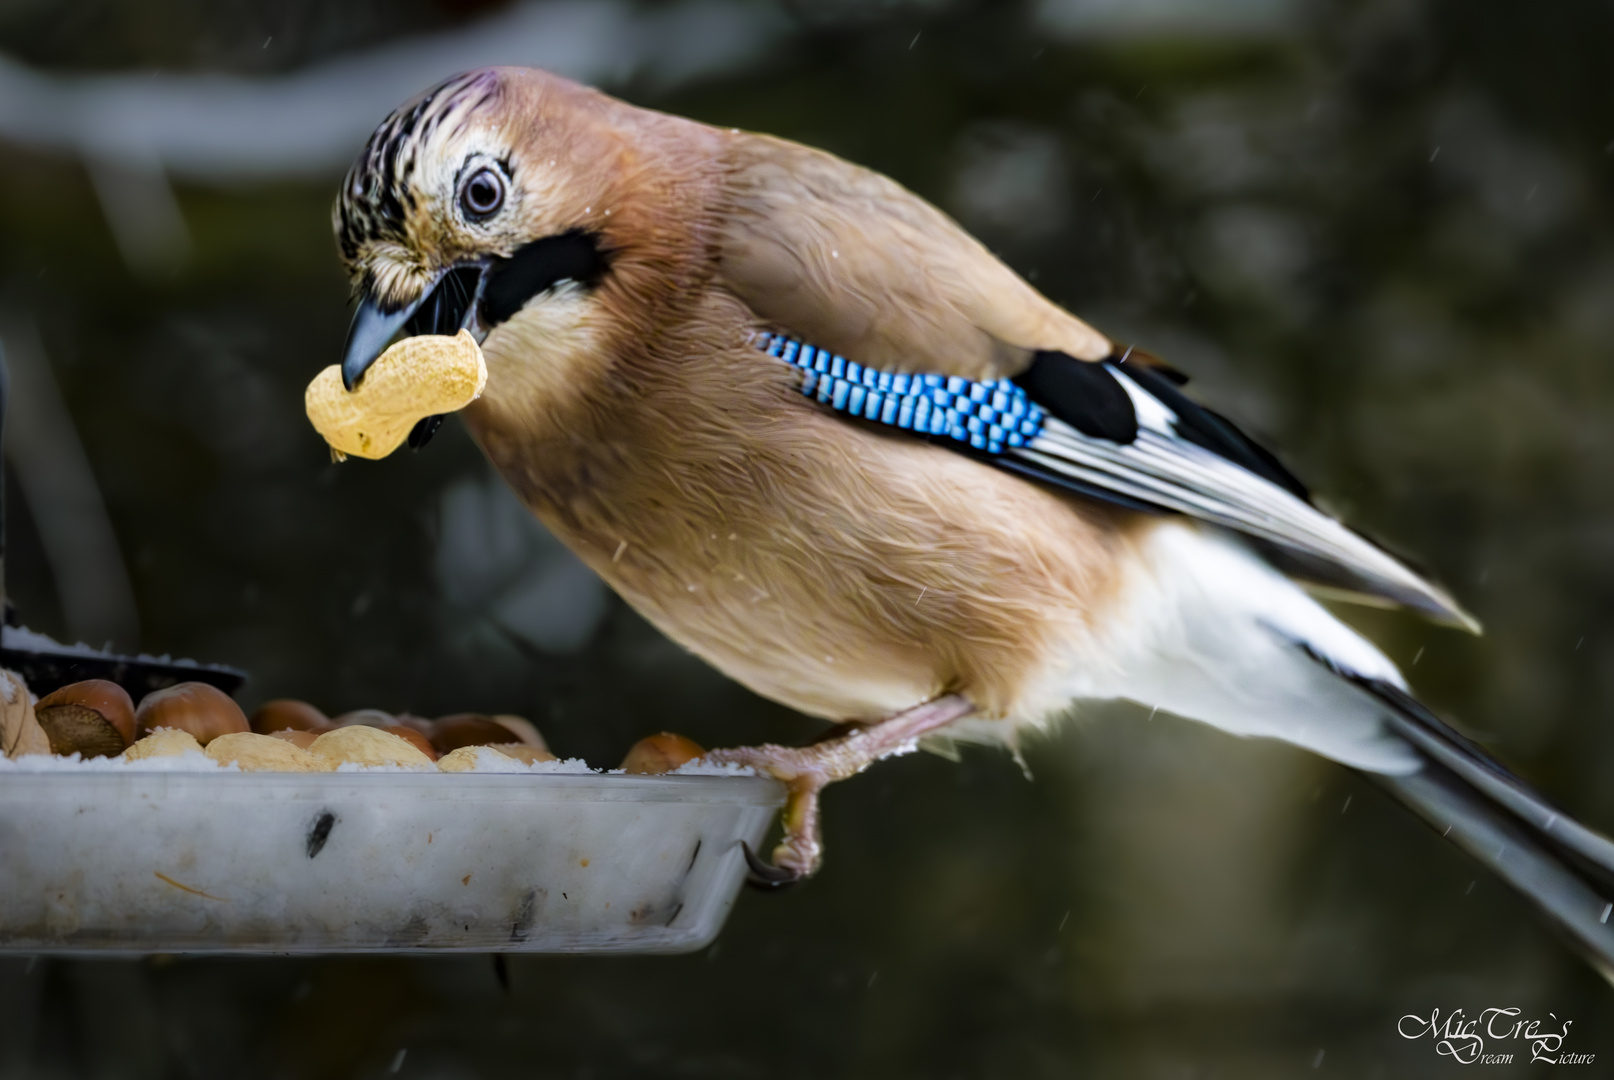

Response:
(705, 694), (976, 886)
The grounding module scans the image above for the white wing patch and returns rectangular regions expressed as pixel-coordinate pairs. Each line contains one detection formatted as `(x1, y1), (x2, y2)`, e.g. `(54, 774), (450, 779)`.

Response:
(1012, 368), (1478, 631)
(1040, 520), (1424, 775)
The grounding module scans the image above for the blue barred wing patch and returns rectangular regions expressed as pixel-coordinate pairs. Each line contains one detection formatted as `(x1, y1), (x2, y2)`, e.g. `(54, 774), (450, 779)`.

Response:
(752, 329), (1474, 628)
(755, 332), (1045, 454)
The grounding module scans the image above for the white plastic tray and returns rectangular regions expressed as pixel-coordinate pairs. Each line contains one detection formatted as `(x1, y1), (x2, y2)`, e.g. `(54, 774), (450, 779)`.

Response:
(0, 770), (784, 954)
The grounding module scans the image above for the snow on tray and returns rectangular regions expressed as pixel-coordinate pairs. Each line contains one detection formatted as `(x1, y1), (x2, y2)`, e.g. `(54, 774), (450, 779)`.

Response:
(0, 752), (754, 776)
(438, 747), (598, 774)
(670, 759), (758, 777)
(0, 625), (223, 670)
(0, 750), (228, 772)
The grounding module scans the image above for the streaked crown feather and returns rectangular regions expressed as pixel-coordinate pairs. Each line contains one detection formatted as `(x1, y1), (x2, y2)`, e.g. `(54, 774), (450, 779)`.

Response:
(333, 69), (505, 272)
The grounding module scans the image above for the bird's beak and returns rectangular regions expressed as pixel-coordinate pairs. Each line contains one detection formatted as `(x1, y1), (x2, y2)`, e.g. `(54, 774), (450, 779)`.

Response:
(340, 291), (426, 390)
(340, 264), (486, 390)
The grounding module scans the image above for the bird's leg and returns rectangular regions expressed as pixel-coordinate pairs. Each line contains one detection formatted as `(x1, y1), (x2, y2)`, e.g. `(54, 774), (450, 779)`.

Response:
(704, 694), (976, 886)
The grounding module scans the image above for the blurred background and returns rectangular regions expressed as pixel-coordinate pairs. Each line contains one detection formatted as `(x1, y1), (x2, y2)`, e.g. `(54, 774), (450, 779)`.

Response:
(1, 0), (1612, 1074)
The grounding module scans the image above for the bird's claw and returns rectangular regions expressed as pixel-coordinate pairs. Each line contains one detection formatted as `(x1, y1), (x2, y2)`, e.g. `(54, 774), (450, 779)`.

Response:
(741, 841), (803, 889)
(709, 694), (977, 891)
(705, 743), (829, 884)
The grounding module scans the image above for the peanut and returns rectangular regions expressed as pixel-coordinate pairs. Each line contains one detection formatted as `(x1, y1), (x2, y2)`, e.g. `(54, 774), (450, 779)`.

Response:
(304, 330), (486, 460)
(123, 728), (205, 761)
(310, 725), (434, 768)
(0, 669), (48, 758)
(207, 731), (334, 772)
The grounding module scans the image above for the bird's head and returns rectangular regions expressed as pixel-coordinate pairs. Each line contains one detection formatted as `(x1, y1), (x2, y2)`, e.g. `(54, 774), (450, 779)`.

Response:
(332, 67), (639, 391)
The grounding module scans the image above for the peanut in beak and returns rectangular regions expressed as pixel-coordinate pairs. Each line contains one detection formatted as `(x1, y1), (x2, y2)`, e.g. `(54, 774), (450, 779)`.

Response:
(305, 329), (487, 460)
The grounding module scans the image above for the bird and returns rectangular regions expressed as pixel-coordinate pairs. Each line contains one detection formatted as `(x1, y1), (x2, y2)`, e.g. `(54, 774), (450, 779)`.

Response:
(332, 66), (1614, 974)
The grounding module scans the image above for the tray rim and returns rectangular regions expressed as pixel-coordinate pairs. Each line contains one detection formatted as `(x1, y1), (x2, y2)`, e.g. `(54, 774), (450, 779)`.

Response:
(0, 769), (787, 806)
(0, 771), (783, 955)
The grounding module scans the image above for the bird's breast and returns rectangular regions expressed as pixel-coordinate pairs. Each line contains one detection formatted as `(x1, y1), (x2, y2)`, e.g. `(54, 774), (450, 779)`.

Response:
(465, 310), (1138, 725)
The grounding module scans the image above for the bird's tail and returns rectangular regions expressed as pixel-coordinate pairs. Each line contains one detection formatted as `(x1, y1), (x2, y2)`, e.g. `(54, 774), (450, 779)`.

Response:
(1343, 675), (1614, 977)
(1106, 522), (1614, 971)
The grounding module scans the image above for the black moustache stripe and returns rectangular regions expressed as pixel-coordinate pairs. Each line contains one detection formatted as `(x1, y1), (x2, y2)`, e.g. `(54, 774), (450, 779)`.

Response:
(406, 265), (483, 337)
(480, 230), (609, 328)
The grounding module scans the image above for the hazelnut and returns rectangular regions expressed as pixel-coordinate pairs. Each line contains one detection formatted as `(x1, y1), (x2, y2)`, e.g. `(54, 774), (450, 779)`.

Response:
(33, 680), (138, 758)
(430, 713), (524, 754)
(310, 725), (433, 768)
(250, 699), (329, 734)
(37, 683), (136, 758)
(620, 733), (705, 775)
(490, 714), (548, 750)
(391, 713), (435, 734)
(207, 732), (334, 772)
(123, 728), (205, 761)
(380, 724), (438, 760)
(488, 743), (556, 765)
(332, 708), (395, 728)
(136, 682), (250, 746)
(268, 728), (321, 750)
(435, 743), (556, 772)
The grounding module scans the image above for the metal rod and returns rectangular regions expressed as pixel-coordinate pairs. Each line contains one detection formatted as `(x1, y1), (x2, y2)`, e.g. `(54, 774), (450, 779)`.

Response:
(0, 341), (9, 621)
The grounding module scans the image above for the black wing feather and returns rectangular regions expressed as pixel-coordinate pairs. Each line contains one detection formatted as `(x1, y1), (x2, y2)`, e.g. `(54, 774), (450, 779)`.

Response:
(1015, 351), (1138, 443)
(1118, 360), (1310, 502)
(1015, 350), (1310, 502)
(999, 352), (1472, 628)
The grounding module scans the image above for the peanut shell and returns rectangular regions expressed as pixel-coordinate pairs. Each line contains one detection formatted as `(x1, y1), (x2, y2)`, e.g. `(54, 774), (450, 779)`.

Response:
(0, 669), (48, 758)
(305, 330), (486, 460)
(435, 743), (556, 772)
(269, 729), (321, 750)
(435, 745), (488, 772)
(310, 725), (434, 768)
(123, 728), (205, 761)
(206, 732), (334, 772)
(487, 743), (556, 765)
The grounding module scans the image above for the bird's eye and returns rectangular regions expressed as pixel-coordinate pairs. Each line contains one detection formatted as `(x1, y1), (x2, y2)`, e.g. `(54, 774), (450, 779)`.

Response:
(460, 168), (505, 220)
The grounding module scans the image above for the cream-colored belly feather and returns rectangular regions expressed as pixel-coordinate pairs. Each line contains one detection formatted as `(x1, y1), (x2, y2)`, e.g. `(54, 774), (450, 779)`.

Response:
(465, 296), (1135, 726)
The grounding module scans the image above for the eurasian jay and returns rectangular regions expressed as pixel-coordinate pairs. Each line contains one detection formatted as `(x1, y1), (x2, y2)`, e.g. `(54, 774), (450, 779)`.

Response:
(332, 67), (1614, 974)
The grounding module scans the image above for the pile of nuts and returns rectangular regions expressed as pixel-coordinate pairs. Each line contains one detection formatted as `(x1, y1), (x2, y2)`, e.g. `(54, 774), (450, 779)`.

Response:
(0, 671), (706, 775)
(0, 333), (718, 777)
